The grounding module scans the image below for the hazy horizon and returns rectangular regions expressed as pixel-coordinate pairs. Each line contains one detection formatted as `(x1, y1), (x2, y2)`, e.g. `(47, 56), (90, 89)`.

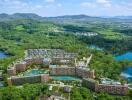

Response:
(1, 12), (132, 18)
(0, 0), (132, 17)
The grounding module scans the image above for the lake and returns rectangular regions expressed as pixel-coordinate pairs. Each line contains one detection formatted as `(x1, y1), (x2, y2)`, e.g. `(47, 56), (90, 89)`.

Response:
(114, 52), (132, 82)
(114, 52), (132, 61)
(121, 67), (132, 83)
(0, 51), (9, 59)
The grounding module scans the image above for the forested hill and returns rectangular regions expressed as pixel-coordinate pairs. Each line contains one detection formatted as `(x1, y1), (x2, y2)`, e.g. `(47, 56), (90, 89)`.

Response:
(1, 13), (132, 22)
(0, 13), (132, 52)
(0, 13), (43, 21)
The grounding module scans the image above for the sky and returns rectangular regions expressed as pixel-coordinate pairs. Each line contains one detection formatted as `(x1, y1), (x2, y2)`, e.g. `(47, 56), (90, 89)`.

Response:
(0, 0), (132, 17)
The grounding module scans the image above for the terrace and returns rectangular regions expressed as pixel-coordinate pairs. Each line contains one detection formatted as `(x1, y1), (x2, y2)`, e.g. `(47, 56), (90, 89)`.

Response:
(75, 55), (92, 68)
(7, 49), (96, 87)
(17, 68), (49, 77)
(25, 49), (77, 59)
(100, 78), (121, 85)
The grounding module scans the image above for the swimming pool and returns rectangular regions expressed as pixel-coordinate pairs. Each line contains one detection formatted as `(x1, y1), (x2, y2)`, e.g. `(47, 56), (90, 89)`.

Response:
(49, 65), (60, 68)
(49, 65), (68, 68)
(23, 69), (47, 76)
(51, 76), (81, 81)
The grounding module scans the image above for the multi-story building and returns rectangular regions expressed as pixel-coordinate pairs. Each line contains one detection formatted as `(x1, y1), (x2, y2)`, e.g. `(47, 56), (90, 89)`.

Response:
(82, 78), (128, 95)
(6, 49), (128, 96)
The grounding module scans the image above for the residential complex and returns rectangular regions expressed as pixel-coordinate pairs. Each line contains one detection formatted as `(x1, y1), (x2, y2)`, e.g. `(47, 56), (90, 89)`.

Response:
(6, 49), (128, 95)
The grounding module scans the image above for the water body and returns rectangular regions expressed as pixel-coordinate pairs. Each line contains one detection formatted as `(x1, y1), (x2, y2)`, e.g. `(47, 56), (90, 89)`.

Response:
(114, 52), (132, 82)
(114, 52), (132, 61)
(0, 51), (9, 59)
(51, 76), (81, 81)
(23, 69), (46, 76)
(121, 67), (132, 83)
(0, 81), (4, 87)
(87, 45), (103, 51)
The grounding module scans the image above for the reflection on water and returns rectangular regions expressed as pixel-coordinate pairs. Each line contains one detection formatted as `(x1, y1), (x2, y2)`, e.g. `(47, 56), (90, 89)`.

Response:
(121, 67), (132, 83)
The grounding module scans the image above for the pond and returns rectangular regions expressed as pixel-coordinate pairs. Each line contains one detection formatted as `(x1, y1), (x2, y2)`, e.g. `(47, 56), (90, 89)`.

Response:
(0, 51), (9, 59)
(51, 76), (81, 81)
(87, 45), (103, 51)
(121, 67), (132, 83)
(0, 81), (4, 87)
(114, 52), (132, 61)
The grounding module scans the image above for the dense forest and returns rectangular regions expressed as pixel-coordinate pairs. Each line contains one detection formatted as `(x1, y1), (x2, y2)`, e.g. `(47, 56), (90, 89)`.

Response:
(0, 83), (132, 100)
(0, 15), (131, 78)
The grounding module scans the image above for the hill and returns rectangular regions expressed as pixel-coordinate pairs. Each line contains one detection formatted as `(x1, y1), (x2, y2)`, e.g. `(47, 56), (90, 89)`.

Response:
(0, 13), (43, 21)
(0, 13), (132, 22)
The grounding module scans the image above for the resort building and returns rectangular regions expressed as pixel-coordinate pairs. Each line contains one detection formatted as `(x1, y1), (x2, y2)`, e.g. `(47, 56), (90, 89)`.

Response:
(75, 54), (92, 67)
(49, 66), (76, 76)
(7, 74), (49, 86)
(76, 67), (95, 78)
(75, 32), (98, 37)
(6, 49), (128, 95)
(82, 78), (128, 95)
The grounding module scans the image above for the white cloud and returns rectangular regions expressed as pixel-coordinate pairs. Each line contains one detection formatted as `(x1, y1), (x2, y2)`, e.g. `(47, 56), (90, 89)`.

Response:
(0, 0), (45, 14)
(35, 5), (43, 9)
(96, 0), (109, 4)
(81, 2), (96, 8)
(57, 3), (62, 7)
(96, 0), (111, 8)
(45, 0), (55, 3)
(0, 0), (132, 16)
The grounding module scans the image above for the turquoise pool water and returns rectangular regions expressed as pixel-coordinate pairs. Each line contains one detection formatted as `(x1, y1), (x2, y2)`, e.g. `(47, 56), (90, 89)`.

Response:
(51, 76), (81, 81)
(24, 69), (46, 76)
(114, 52), (132, 61)
(49, 65), (59, 68)
(121, 67), (132, 83)
(0, 51), (8, 59)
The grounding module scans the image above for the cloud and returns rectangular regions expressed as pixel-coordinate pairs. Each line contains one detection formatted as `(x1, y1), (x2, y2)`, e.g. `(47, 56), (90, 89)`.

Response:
(45, 0), (55, 3)
(57, 3), (62, 7)
(0, 0), (45, 14)
(0, 0), (28, 8)
(81, 0), (111, 9)
(96, 0), (111, 8)
(35, 5), (43, 9)
(0, 0), (132, 16)
(96, 0), (109, 4)
(81, 2), (96, 8)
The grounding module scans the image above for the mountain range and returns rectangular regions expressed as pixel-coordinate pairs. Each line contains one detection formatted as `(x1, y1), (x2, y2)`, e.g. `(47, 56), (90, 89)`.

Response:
(0, 13), (132, 22)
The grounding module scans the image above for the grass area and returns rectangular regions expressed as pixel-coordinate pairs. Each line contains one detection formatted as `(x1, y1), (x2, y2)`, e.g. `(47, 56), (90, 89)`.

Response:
(98, 29), (124, 40)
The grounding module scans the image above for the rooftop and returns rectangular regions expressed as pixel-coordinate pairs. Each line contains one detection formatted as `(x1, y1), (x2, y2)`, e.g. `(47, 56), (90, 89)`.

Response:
(100, 78), (121, 85)
(25, 49), (77, 59)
